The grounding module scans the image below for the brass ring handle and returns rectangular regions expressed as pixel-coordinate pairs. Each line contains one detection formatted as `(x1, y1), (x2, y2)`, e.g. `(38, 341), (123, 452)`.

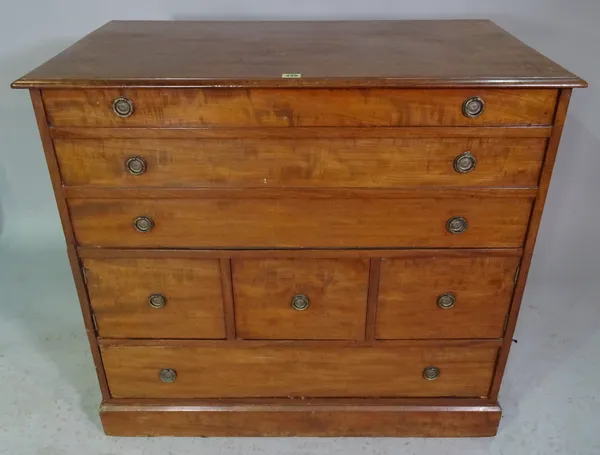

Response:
(446, 216), (467, 234)
(453, 151), (476, 174)
(148, 293), (167, 309)
(462, 96), (485, 118)
(159, 368), (177, 383)
(423, 366), (440, 380)
(112, 96), (134, 118)
(133, 216), (154, 233)
(125, 156), (147, 175)
(291, 294), (310, 311)
(437, 292), (456, 309)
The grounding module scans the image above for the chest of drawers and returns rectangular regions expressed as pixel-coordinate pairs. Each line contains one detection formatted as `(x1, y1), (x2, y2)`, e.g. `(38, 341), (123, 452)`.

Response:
(13, 20), (586, 437)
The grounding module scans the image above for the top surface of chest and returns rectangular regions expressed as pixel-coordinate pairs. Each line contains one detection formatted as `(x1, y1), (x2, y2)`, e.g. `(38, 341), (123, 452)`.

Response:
(12, 20), (585, 89)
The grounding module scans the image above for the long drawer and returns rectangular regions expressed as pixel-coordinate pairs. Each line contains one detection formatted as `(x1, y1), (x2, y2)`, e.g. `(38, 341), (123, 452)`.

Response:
(43, 88), (558, 127)
(54, 137), (547, 188)
(101, 343), (498, 398)
(68, 196), (533, 248)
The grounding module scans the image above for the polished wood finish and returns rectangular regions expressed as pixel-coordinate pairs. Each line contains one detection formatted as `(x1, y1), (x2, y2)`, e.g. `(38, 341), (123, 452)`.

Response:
(50, 126), (554, 139)
(12, 20), (585, 89)
(232, 258), (369, 340)
(78, 248), (523, 260)
(30, 90), (111, 401)
(68, 196), (533, 248)
(84, 258), (225, 339)
(54, 137), (547, 188)
(100, 401), (502, 437)
(490, 88), (574, 398)
(43, 88), (558, 128)
(377, 254), (520, 339)
(101, 343), (498, 398)
(15, 20), (586, 437)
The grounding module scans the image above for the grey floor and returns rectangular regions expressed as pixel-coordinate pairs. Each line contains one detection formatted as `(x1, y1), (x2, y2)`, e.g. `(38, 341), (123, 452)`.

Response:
(1, 239), (599, 454)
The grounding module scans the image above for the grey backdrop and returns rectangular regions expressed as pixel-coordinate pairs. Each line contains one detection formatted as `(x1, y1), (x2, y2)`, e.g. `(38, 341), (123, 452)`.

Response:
(1, 1), (599, 454)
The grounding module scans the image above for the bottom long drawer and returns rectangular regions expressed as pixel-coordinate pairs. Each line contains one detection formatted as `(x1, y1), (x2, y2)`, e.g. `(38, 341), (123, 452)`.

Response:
(101, 343), (498, 399)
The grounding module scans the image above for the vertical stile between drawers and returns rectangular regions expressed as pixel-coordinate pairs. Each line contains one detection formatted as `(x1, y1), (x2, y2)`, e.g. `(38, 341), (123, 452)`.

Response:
(219, 258), (237, 340)
(365, 258), (382, 340)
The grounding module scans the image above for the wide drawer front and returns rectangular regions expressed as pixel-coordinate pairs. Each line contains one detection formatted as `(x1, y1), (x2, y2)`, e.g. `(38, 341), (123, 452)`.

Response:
(233, 258), (369, 340)
(55, 137), (547, 188)
(68, 197), (533, 248)
(43, 88), (557, 127)
(84, 258), (226, 339)
(376, 254), (520, 339)
(101, 344), (498, 398)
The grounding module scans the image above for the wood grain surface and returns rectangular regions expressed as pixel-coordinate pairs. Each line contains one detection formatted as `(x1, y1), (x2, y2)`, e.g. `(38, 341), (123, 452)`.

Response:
(54, 137), (547, 188)
(232, 258), (369, 340)
(12, 20), (585, 88)
(100, 401), (502, 437)
(101, 343), (498, 398)
(376, 254), (520, 339)
(67, 196), (533, 248)
(42, 88), (558, 127)
(84, 258), (225, 339)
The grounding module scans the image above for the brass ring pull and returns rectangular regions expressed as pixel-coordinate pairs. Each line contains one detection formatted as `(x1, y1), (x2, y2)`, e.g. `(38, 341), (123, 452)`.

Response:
(159, 368), (177, 383)
(125, 156), (146, 175)
(423, 366), (440, 380)
(112, 96), (134, 118)
(462, 96), (485, 118)
(133, 216), (154, 233)
(453, 151), (476, 174)
(437, 292), (456, 309)
(148, 293), (167, 309)
(446, 216), (467, 234)
(291, 294), (310, 311)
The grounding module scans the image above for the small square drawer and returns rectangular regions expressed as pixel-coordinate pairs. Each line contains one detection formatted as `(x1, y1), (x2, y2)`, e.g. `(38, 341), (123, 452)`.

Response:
(84, 258), (226, 339)
(232, 258), (369, 340)
(376, 253), (520, 339)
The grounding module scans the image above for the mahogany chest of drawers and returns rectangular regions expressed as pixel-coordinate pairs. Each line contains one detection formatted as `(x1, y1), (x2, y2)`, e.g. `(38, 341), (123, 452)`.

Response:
(13, 20), (586, 437)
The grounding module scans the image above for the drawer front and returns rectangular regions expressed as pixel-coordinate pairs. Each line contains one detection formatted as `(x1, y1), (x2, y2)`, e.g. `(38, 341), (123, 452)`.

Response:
(55, 138), (547, 188)
(233, 259), (369, 340)
(101, 344), (498, 398)
(68, 197), (533, 248)
(376, 254), (520, 339)
(43, 88), (557, 127)
(84, 258), (225, 339)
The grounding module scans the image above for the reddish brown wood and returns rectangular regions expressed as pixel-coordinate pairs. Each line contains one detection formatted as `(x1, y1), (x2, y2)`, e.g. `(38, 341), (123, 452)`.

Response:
(232, 258), (369, 340)
(489, 89), (573, 398)
(99, 401), (502, 437)
(219, 259), (236, 340)
(97, 339), (502, 348)
(30, 90), (75, 243)
(30, 89), (111, 401)
(365, 258), (381, 341)
(53, 137), (547, 188)
(376, 254), (519, 339)
(67, 196), (534, 249)
(50, 126), (554, 139)
(83, 258), (226, 339)
(100, 343), (498, 398)
(77, 248), (524, 260)
(12, 20), (585, 89)
(14, 21), (586, 438)
(42, 88), (558, 128)
(63, 186), (538, 199)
